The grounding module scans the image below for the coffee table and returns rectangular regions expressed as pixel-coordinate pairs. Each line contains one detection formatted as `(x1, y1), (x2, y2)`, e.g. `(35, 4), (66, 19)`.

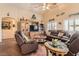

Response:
(44, 41), (69, 56)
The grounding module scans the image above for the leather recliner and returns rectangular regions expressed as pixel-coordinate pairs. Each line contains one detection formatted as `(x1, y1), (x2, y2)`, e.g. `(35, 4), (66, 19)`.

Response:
(65, 32), (79, 56)
(15, 31), (38, 55)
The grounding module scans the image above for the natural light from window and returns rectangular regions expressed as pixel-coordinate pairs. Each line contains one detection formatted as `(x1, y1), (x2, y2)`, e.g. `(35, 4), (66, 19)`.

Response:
(64, 17), (79, 31)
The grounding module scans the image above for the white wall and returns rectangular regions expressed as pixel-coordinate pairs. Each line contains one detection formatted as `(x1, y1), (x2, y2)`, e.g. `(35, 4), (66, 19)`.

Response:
(42, 13), (65, 31)
(1, 4), (42, 40)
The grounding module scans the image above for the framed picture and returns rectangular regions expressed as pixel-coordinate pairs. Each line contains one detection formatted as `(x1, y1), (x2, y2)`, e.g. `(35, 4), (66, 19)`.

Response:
(2, 21), (11, 29)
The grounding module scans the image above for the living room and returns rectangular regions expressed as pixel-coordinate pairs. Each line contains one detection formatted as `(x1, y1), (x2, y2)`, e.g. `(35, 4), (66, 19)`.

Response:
(0, 3), (79, 56)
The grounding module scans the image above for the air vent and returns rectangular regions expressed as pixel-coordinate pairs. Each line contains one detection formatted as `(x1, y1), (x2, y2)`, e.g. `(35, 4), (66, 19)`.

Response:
(52, 3), (57, 5)
(61, 12), (65, 15)
(56, 14), (59, 17)
(56, 12), (65, 17)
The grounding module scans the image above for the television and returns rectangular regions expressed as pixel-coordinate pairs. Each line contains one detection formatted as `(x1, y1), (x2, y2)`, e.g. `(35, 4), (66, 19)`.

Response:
(30, 25), (39, 31)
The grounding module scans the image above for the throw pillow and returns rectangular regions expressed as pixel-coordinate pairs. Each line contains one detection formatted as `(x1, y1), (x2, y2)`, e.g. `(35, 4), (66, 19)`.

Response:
(58, 32), (64, 37)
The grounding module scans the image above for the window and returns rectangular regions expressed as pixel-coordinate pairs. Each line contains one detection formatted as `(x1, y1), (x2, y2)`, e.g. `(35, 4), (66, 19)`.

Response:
(64, 18), (79, 31)
(69, 19), (74, 31)
(64, 20), (68, 31)
(47, 21), (57, 31)
(75, 19), (79, 31)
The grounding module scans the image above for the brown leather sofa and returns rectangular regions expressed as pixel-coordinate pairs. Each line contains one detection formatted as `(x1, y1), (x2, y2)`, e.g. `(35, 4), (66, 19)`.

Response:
(15, 31), (38, 55)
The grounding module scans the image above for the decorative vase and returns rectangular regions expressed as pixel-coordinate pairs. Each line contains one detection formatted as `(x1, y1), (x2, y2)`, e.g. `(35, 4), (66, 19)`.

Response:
(52, 39), (58, 47)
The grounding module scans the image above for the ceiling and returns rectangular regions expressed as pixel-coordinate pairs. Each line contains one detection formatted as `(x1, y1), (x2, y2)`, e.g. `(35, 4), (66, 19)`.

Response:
(0, 3), (79, 17)
(14, 3), (79, 16)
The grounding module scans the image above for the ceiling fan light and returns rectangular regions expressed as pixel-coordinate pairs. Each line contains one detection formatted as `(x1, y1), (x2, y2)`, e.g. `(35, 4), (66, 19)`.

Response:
(46, 6), (49, 9)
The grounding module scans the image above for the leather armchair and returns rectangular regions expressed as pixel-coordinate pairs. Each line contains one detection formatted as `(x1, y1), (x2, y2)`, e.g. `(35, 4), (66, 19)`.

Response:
(15, 31), (38, 55)
(67, 32), (79, 46)
(65, 32), (79, 56)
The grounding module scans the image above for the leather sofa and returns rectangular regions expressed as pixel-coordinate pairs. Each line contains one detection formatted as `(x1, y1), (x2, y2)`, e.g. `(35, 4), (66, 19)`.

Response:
(15, 31), (38, 55)
(46, 30), (71, 42)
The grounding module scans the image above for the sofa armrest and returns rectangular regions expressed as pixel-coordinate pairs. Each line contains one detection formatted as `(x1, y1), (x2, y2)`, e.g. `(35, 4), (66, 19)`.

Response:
(25, 40), (37, 44)
(64, 39), (70, 47)
(20, 41), (38, 54)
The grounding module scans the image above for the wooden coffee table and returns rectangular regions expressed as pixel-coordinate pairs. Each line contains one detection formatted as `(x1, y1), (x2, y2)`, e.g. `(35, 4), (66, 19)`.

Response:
(44, 41), (69, 56)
